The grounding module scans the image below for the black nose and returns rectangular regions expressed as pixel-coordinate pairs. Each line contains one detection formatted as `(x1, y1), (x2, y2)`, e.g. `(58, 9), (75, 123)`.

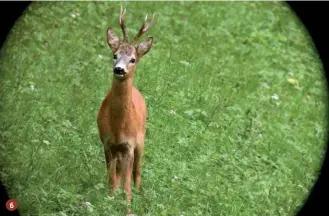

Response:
(114, 67), (125, 75)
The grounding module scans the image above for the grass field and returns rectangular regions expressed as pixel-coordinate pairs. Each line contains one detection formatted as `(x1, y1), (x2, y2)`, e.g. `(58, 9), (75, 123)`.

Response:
(0, 1), (328, 216)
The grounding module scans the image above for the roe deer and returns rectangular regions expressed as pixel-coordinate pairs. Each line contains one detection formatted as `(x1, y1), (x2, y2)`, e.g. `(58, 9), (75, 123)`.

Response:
(97, 7), (155, 214)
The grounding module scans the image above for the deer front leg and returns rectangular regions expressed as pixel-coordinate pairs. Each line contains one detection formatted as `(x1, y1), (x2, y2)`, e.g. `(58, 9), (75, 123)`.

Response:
(123, 151), (134, 214)
(105, 149), (120, 195)
(115, 152), (123, 191)
(133, 142), (144, 189)
(104, 150), (114, 195)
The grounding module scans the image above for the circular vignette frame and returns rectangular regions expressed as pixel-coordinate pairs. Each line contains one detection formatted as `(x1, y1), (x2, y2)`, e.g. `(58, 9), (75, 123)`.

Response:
(0, 1), (328, 216)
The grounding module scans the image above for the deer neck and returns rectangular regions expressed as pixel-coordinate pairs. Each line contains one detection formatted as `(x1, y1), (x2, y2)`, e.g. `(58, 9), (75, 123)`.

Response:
(109, 76), (134, 116)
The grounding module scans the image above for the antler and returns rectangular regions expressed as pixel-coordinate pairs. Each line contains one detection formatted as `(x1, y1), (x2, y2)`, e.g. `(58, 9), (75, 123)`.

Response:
(119, 6), (129, 42)
(133, 13), (155, 42)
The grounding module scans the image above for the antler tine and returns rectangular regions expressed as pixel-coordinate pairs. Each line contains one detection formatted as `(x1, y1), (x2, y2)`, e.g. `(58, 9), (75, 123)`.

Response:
(133, 13), (155, 42)
(119, 6), (129, 42)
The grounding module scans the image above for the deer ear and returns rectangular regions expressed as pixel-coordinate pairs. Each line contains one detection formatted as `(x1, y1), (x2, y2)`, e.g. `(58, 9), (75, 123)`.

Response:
(107, 28), (120, 52)
(136, 37), (153, 59)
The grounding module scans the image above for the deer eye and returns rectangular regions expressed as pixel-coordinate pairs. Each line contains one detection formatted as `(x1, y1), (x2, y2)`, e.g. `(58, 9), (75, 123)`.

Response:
(130, 58), (136, 63)
(113, 54), (117, 60)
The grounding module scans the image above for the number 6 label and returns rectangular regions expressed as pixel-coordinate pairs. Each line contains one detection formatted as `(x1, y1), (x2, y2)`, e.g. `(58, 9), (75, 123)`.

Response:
(6, 199), (18, 211)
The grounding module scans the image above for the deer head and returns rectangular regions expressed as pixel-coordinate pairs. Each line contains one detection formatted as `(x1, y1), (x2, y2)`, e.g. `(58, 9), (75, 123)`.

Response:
(107, 7), (155, 80)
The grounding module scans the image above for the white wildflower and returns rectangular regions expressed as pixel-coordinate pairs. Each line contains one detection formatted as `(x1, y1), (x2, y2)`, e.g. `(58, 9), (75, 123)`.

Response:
(271, 94), (279, 101)
(42, 140), (50, 145)
(98, 55), (103, 59)
(169, 110), (176, 115)
(85, 201), (91, 206)
(179, 60), (191, 67)
(71, 12), (80, 19)
(271, 94), (280, 105)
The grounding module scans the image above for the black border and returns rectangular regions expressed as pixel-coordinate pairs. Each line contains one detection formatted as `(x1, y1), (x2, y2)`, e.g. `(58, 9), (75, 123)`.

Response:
(287, 1), (329, 216)
(0, 1), (31, 50)
(0, 2), (30, 215)
(0, 1), (328, 215)
(1, 2), (31, 214)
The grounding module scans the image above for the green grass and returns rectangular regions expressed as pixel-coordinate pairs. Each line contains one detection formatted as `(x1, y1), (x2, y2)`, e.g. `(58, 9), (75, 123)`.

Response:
(0, 1), (328, 216)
